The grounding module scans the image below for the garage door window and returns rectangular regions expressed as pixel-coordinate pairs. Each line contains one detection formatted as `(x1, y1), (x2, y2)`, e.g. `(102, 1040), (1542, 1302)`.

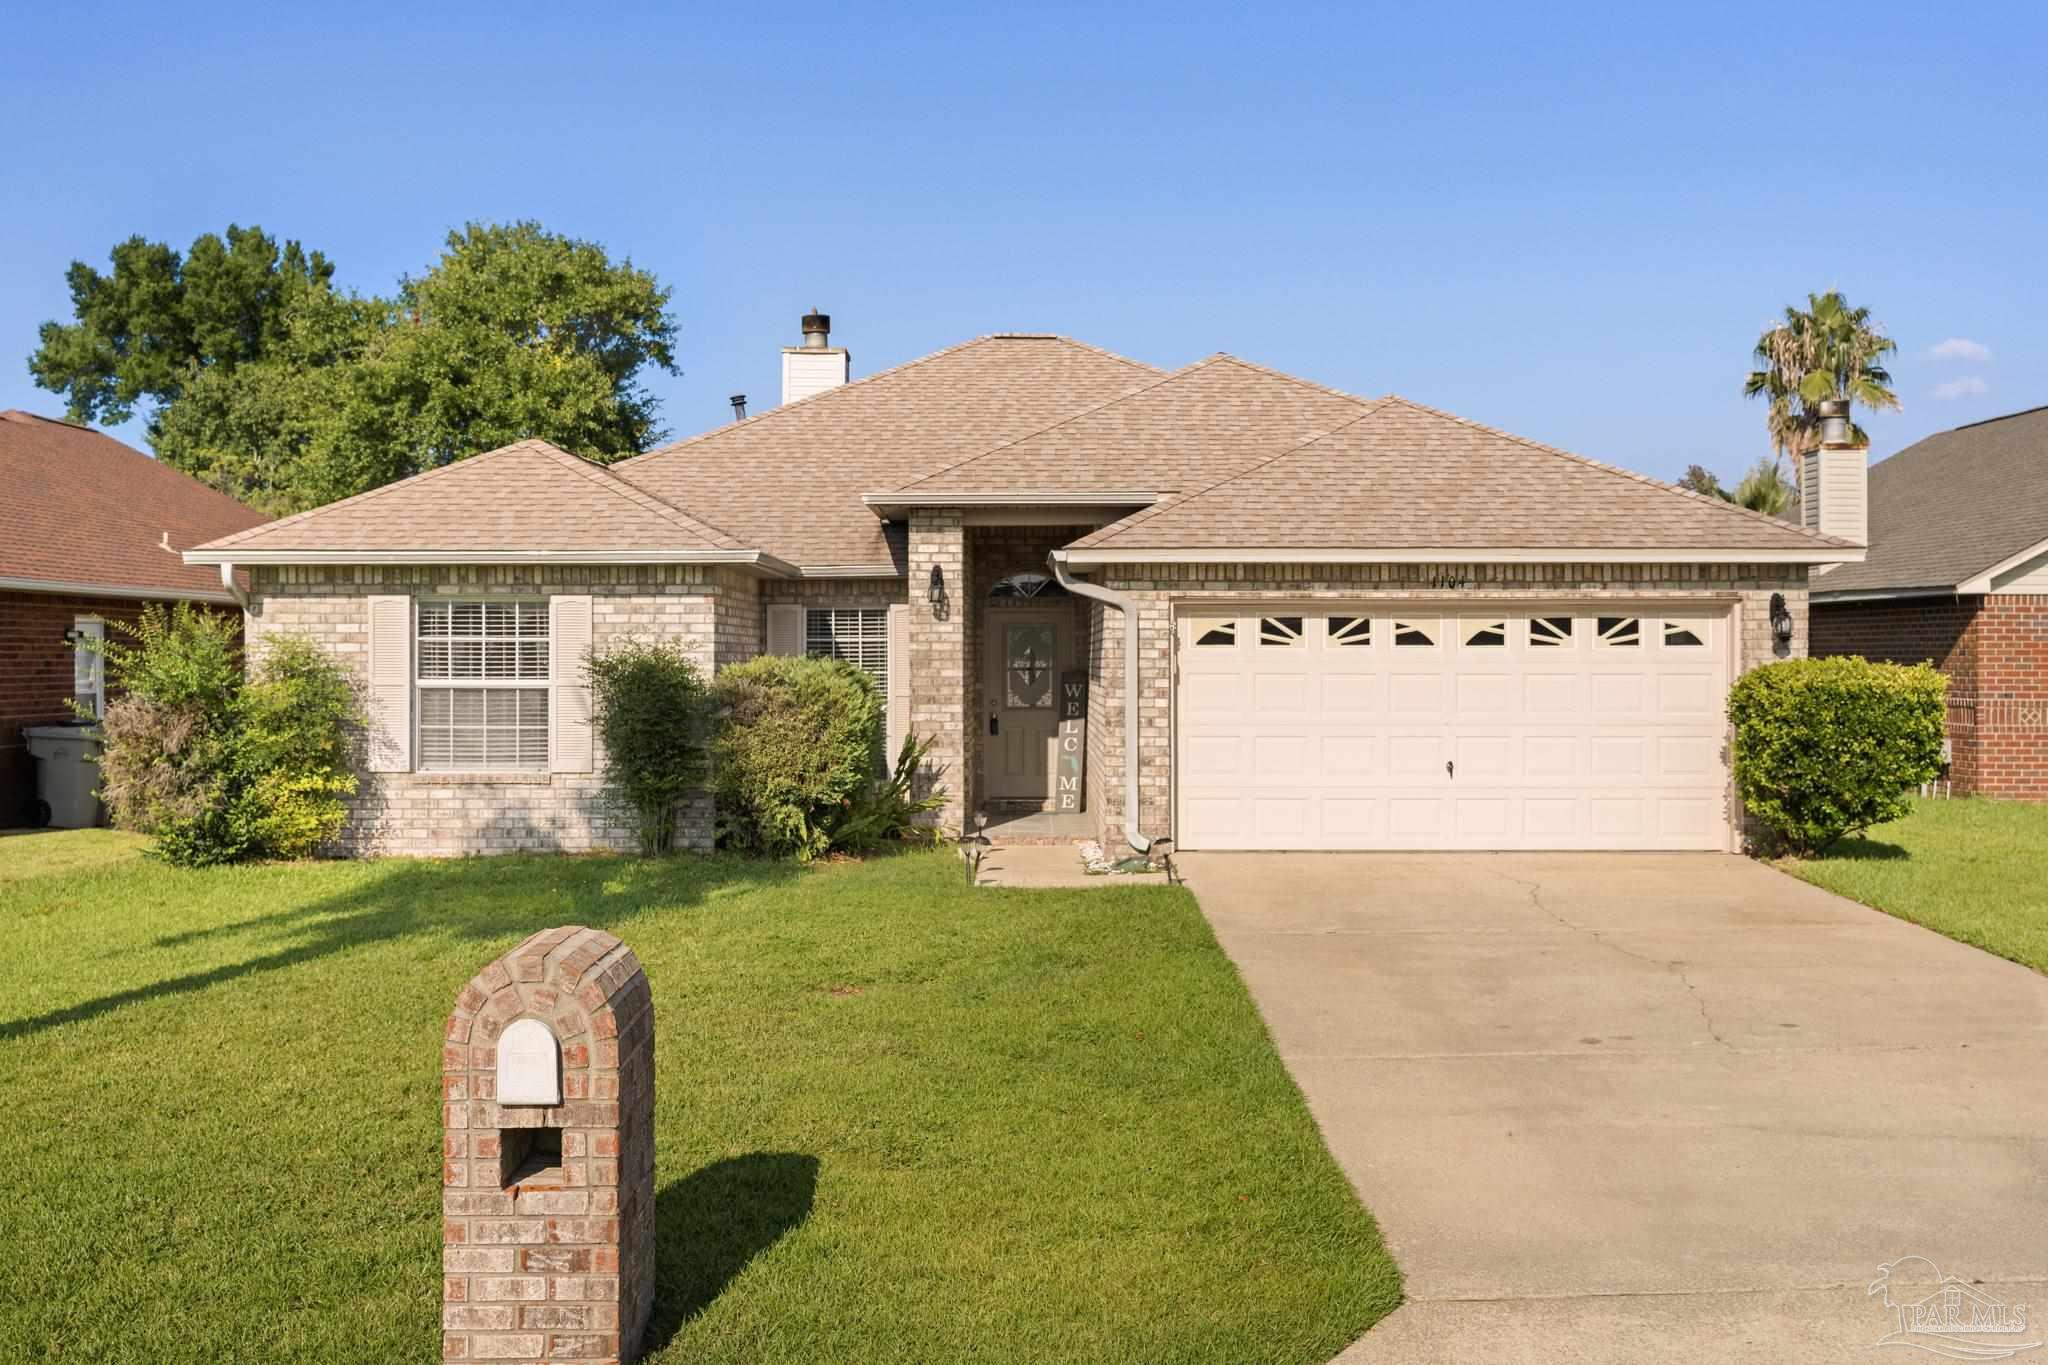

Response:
(1462, 619), (1508, 648)
(1393, 619), (1437, 647)
(1596, 616), (1641, 647)
(1259, 616), (1303, 647)
(1529, 616), (1573, 647)
(1327, 616), (1372, 647)
(1195, 621), (1236, 647)
(1663, 620), (1706, 647)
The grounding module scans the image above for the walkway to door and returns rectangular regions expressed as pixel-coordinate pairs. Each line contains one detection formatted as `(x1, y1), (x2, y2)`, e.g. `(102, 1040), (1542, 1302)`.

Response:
(1178, 852), (2048, 1364)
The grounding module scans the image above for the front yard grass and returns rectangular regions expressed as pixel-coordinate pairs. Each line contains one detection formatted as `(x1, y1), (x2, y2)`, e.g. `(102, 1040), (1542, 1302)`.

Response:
(1786, 796), (2048, 973)
(0, 831), (1398, 1363)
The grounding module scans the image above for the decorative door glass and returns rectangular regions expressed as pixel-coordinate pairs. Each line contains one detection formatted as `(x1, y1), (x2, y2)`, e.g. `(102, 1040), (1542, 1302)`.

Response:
(1005, 623), (1055, 709)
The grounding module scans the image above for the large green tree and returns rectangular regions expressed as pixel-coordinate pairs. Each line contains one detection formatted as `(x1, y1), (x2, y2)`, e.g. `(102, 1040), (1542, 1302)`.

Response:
(29, 225), (335, 431)
(31, 221), (679, 514)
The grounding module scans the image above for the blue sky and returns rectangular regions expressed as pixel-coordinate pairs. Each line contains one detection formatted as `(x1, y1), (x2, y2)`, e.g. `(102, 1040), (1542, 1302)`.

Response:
(5, 1), (2042, 482)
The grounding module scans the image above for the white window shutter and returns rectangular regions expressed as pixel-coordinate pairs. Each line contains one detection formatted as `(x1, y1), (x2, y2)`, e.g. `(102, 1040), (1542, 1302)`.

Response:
(765, 603), (805, 657)
(885, 603), (910, 767)
(365, 596), (412, 772)
(550, 595), (594, 773)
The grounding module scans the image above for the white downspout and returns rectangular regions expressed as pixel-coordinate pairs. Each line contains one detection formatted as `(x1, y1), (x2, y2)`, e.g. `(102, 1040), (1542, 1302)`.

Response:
(218, 562), (249, 610)
(1048, 550), (1153, 855)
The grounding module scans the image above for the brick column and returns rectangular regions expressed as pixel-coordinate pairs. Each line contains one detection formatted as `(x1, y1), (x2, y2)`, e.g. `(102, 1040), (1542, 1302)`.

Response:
(443, 926), (656, 1364)
(907, 511), (976, 832)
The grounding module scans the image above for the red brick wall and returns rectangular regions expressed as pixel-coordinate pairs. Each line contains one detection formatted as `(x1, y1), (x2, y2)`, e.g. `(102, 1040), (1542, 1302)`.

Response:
(1812, 593), (2048, 800)
(0, 591), (148, 825)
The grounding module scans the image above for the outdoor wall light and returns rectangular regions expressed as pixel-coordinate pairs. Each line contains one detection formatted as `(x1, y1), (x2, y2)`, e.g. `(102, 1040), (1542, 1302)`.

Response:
(928, 563), (947, 612)
(1769, 592), (1794, 645)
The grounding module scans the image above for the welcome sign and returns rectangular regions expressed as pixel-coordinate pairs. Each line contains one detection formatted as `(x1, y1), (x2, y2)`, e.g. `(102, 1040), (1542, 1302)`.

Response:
(1057, 671), (1087, 813)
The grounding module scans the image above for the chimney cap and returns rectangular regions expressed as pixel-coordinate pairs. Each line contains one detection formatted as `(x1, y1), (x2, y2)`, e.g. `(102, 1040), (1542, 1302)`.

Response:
(801, 310), (830, 347)
(1815, 397), (1854, 447)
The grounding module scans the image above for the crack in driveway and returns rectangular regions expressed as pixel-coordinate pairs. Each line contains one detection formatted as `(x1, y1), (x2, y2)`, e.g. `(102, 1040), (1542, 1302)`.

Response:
(1492, 869), (1734, 1050)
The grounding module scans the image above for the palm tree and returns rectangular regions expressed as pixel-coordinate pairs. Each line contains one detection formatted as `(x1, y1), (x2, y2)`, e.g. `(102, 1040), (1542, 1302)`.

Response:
(1728, 457), (1796, 519)
(1744, 290), (1901, 491)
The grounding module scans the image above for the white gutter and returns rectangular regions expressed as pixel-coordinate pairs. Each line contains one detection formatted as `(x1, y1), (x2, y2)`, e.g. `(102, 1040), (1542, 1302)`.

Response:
(181, 548), (800, 577)
(1056, 545), (1864, 567)
(1047, 549), (1152, 857)
(0, 573), (238, 605)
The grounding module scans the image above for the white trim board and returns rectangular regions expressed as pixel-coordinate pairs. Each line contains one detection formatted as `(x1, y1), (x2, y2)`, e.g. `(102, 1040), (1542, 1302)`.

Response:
(182, 548), (800, 576)
(1054, 546), (1862, 568)
(0, 574), (239, 605)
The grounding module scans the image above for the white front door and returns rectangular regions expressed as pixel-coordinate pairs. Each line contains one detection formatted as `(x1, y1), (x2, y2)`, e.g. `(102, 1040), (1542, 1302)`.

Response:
(1175, 607), (1732, 850)
(982, 609), (1072, 803)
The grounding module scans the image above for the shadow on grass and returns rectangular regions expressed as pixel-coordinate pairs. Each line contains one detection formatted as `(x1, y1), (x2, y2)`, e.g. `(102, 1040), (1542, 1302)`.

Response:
(1818, 838), (1911, 863)
(643, 1152), (819, 1350)
(0, 853), (806, 1041)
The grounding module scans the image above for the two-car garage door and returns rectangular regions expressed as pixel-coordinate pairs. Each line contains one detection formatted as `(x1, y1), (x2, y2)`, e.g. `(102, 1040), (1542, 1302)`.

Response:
(1175, 606), (1733, 850)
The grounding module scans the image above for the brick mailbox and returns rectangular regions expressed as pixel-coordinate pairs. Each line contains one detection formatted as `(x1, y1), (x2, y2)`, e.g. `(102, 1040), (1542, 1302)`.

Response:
(444, 927), (656, 1363)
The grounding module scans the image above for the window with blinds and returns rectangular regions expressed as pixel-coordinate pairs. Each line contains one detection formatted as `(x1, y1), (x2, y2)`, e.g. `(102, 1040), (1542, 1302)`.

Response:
(806, 608), (888, 693)
(416, 601), (550, 770)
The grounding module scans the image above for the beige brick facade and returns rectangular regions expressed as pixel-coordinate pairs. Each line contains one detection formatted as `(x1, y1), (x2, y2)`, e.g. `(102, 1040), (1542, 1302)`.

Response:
(248, 564), (761, 856)
(442, 927), (655, 1363)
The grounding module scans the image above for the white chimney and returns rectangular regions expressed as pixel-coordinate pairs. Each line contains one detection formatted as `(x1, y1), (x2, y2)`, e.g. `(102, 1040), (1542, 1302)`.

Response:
(781, 310), (850, 405)
(1801, 398), (1868, 549)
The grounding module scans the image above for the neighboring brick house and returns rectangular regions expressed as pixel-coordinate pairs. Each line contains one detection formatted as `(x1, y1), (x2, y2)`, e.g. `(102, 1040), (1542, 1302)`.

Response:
(1811, 406), (2048, 799)
(186, 314), (1861, 857)
(1, 410), (266, 825)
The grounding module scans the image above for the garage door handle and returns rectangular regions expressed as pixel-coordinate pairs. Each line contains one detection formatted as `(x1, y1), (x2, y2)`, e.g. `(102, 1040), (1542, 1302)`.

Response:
(1446, 760), (1455, 780)
(989, 715), (999, 736)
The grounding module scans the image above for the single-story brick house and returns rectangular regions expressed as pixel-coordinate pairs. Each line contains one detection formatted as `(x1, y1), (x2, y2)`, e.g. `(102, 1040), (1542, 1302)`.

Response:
(1811, 405), (2048, 799)
(185, 315), (1863, 856)
(2, 410), (266, 825)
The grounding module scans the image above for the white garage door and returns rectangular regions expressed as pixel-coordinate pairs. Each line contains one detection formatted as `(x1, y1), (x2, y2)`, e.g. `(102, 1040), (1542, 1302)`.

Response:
(1175, 607), (1733, 850)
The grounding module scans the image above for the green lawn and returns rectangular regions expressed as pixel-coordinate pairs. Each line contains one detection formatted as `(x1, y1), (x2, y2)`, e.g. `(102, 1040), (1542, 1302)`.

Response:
(1786, 797), (2048, 973)
(0, 832), (1397, 1363)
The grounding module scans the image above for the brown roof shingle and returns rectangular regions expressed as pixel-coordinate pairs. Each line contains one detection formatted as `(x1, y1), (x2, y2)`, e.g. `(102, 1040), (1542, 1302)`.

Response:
(197, 439), (751, 557)
(615, 335), (1162, 567)
(1070, 394), (1854, 555)
(1811, 405), (2048, 595)
(0, 410), (266, 598)
(899, 354), (1372, 494)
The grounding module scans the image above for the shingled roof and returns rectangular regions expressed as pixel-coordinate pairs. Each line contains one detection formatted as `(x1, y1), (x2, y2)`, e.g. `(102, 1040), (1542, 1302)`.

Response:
(1, 410), (266, 599)
(1066, 392), (1855, 557)
(615, 335), (1162, 568)
(1811, 405), (2048, 596)
(189, 439), (774, 565)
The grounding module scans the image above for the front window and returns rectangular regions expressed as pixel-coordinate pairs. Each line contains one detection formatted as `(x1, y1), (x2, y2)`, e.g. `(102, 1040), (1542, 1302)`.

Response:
(416, 601), (550, 770)
(806, 608), (887, 694)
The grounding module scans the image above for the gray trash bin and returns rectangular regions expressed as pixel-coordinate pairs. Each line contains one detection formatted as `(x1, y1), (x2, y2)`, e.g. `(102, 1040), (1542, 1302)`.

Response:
(22, 725), (105, 829)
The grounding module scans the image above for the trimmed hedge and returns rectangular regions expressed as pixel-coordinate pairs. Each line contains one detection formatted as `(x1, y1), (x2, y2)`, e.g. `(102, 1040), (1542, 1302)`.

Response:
(709, 655), (883, 860)
(586, 640), (709, 855)
(1727, 656), (1947, 855)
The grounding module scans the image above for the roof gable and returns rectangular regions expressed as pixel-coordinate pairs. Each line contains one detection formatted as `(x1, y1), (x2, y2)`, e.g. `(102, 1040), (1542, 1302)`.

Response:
(0, 410), (266, 597)
(614, 335), (1161, 567)
(1812, 406), (2048, 594)
(1071, 397), (1851, 556)
(193, 439), (756, 560)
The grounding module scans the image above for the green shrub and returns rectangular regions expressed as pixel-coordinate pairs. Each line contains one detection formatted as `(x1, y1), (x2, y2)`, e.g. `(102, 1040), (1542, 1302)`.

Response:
(233, 634), (361, 859)
(93, 606), (246, 863)
(587, 639), (709, 855)
(91, 604), (360, 865)
(827, 734), (949, 856)
(710, 655), (883, 860)
(1728, 656), (1947, 855)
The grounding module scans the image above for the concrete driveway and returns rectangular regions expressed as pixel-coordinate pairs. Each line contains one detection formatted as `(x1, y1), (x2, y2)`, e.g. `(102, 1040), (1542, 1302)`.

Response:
(1178, 853), (2048, 1364)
